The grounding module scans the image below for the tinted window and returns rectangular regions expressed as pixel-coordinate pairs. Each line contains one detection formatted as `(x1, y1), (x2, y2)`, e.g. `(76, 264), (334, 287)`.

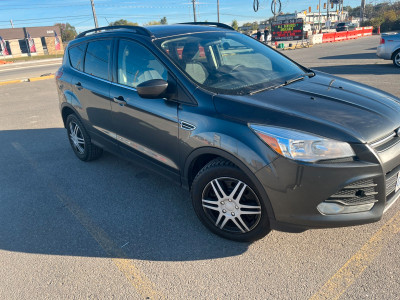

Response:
(69, 43), (86, 71)
(84, 40), (111, 80)
(117, 40), (167, 88)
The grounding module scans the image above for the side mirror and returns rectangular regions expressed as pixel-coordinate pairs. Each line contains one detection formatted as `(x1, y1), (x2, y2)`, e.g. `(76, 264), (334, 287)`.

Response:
(136, 79), (168, 99)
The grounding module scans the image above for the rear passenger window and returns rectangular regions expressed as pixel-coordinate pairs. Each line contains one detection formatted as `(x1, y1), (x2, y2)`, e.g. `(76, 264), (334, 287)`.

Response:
(69, 43), (86, 71)
(84, 40), (111, 80)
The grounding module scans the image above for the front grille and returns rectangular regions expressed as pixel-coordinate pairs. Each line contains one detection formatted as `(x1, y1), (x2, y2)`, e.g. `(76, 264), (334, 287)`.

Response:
(326, 179), (378, 206)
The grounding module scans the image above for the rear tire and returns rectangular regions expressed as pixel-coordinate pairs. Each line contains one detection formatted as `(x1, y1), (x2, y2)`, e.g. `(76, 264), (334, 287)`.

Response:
(66, 114), (103, 161)
(393, 50), (400, 68)
(191, 158), (271, 242)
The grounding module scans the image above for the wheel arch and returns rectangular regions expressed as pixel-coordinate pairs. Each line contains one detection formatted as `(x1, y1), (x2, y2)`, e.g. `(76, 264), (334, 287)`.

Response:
(183, 146), (276, 222)
(391, 47), (400, 60)
(61, 103), (80, 128)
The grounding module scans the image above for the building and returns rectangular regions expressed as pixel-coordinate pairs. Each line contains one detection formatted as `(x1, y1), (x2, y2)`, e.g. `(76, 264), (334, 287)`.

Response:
(0, 25), (63, 58)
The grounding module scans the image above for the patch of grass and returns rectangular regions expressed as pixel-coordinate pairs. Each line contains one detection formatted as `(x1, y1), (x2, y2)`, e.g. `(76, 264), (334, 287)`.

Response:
(1, 54), (63, 62)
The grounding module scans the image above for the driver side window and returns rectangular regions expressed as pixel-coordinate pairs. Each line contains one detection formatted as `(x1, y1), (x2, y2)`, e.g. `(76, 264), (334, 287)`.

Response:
(117, 40), (167, 88)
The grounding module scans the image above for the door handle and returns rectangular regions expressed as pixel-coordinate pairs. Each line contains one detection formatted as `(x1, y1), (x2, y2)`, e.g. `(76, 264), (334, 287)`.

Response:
(75, 82), (83, 90)
(113, 96), (127, 106)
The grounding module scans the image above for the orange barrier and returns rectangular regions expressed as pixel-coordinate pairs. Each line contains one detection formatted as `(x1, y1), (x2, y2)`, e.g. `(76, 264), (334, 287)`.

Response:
(322, 32), (336, 43)
(347, 30), (358, 40)
(335, 31), (348, 42)
(322, 27), (374, 44)
(362, 26), (373, 36)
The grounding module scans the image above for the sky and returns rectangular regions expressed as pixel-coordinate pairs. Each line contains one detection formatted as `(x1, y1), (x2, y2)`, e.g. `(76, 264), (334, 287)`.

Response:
(0, 0), (385, 32)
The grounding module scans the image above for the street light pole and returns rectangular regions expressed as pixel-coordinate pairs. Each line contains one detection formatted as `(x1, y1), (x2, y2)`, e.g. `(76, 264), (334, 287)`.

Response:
(217, 0), (220, 23)
(90, 0), (99, 28)
(192, 0), (197, 22)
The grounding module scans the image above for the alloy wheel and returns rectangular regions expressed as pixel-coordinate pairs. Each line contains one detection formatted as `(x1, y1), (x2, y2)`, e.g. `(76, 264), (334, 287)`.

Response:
(395, 53), (400, 67)
(201, 177), (262, 234)
(69, 121), (85, 155)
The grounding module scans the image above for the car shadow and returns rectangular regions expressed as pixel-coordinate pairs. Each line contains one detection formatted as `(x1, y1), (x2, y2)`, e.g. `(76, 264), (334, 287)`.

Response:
(318, 52), (378, 60)
(312, 63), (400, 75)
(0, 128), (250, 262)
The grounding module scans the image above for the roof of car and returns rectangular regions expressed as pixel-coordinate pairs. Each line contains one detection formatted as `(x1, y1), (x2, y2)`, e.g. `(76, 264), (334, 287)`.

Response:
(74, 23), (234, 41)
(144, 24), (232, 38)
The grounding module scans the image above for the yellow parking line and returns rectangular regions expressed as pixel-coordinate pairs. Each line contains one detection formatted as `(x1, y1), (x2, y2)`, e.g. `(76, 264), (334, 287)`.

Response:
(56, 193), (163, 300)
(28, 74), (54, 82)
(0, 79), (23, 86)
(12, 142), (163, 300)
(310, 209), (400, 300)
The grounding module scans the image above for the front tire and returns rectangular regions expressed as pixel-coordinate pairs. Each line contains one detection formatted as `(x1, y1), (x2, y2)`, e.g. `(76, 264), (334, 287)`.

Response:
(393, 50), (400, 68)
(66, 114), (103, 161)
(191, 158), (271, 242)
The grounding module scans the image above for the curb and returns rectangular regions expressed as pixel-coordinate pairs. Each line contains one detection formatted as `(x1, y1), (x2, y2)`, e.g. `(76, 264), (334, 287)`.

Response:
(0, 74), (55, 86)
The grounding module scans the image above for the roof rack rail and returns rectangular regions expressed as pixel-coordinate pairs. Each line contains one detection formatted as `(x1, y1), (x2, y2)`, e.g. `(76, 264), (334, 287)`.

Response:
(76, 25), (154, 39)
(179, 22), (235, 31)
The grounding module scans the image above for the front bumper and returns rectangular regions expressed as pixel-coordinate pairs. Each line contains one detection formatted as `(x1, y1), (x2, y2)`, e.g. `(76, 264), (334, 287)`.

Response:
(255, 142), (400, 230)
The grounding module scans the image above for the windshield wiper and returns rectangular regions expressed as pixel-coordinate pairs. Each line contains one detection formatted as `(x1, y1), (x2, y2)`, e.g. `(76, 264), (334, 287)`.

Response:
(284, 71), (315, 86)
(284, 76), (305, 86)
(249, 72), (315, 95)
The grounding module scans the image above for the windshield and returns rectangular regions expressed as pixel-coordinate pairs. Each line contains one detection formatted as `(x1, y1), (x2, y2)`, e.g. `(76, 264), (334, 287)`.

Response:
(155, 31), (305, 95)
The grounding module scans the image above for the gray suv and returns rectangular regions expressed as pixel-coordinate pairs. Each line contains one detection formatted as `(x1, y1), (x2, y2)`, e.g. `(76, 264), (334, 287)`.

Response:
(56, 23), (400, 242)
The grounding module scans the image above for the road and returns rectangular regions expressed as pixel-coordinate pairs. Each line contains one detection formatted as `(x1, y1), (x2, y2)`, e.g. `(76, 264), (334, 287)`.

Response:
(0, 59), (61, 82)
(0, 36), (399, 300)
(284, 35), (400, 96)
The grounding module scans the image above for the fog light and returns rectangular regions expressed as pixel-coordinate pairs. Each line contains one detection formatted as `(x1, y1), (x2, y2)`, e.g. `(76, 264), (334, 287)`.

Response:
(317, 202), (375, 215)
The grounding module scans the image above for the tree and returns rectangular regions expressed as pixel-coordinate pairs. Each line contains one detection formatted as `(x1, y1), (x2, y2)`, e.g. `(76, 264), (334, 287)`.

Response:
(54, 23), (77, 42)
(145, 17), (168, 26)
(144, 20), (161, 26)
(109, 19), (138, 26)
(231, 20), (239, 31)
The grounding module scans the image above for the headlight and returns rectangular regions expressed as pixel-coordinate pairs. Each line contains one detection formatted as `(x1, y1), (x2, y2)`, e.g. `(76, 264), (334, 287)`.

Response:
(250, 125), (355, 162)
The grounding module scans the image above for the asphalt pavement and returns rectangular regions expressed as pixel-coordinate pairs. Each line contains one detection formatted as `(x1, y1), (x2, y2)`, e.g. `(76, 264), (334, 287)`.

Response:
(0, 36), (399, 300)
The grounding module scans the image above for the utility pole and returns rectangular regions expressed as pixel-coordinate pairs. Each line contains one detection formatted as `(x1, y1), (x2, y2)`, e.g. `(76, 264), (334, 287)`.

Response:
(360, 0), (366, 24)
(90, 0), (99, 28)
(327, 0), (330, 29)
(10, 19), (14, 28)
(273, 0), (277, 21)
(318, 0), (321, 31)
(217, 0), (220, 23)
(192, 0), (197, 22)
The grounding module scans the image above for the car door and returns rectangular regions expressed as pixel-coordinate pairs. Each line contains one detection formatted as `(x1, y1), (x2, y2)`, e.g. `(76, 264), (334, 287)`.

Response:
(72, 38), (117, 152)
(109, 38), (180, 181)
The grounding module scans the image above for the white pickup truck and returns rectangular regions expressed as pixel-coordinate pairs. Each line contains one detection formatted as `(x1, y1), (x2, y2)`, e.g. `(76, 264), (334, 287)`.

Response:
(377, 32), (400, 68)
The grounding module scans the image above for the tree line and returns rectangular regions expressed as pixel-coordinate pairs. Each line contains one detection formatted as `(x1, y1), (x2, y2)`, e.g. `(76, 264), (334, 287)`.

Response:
(55, 17), (168, 42)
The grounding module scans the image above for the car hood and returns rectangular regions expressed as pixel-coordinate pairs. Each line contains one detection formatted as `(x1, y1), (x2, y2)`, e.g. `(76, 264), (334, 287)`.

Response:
(214, 72), (400, 143)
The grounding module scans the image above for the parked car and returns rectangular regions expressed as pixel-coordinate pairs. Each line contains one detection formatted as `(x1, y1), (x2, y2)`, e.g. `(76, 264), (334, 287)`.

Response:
(377, 32), (400, 68)
(336, 22), (349, 32)
(56, 23), (400, 242)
